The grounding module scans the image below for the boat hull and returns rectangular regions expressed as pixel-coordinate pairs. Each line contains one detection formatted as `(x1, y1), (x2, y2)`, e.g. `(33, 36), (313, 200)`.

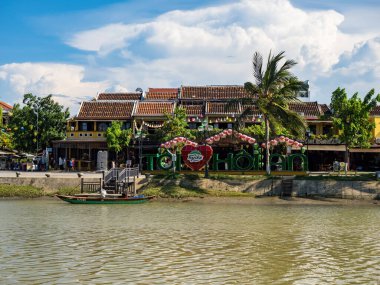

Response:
(56, 195), (154, 204)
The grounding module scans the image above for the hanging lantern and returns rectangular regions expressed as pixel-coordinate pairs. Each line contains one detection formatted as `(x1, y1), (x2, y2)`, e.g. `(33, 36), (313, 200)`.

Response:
(220, 133), (226, 139)
(248, 138), (255, 144)
(261, 143), (266, 148)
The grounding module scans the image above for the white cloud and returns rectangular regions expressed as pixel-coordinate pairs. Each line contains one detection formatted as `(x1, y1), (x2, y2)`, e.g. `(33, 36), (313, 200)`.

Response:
(0, 63), (109, 113)
(66, 23), (148, 56)
(67, 0), (354, 73)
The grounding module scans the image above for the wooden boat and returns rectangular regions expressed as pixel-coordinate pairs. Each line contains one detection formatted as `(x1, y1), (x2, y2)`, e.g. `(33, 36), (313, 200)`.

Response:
(56, 194), (155, 204)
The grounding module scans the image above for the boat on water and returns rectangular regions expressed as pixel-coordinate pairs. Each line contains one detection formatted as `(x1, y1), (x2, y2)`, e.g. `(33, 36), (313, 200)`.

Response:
(56, 194), (155, 204)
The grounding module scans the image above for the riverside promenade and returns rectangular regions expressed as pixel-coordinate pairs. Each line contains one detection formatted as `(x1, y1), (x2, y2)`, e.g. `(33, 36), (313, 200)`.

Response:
(0, 170), (102, 179)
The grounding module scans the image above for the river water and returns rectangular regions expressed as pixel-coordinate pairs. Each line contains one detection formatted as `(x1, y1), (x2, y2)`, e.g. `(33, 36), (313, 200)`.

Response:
(0, 199), (379, 284)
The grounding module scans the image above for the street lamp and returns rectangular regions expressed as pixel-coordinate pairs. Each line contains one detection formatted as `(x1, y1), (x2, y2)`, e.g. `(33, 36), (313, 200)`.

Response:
(198, 119), (213, 178)
(32, 103), (40, 155)
(305, 128), (311, 170)
(135, 130), (146, 173)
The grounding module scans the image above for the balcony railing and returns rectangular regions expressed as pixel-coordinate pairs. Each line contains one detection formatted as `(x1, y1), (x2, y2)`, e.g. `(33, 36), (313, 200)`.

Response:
(66, 131), (106, 140)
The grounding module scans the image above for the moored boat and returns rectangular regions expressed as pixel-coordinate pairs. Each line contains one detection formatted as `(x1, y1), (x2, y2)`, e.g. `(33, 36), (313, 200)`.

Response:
(56, 194), (155, 204)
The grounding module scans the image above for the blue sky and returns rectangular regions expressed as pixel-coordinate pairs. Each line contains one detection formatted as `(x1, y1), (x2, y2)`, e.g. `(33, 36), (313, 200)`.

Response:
(1, 0), (380, 114)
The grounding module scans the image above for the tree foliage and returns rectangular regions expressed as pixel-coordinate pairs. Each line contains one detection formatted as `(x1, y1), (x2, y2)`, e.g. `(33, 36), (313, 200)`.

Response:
(9, 93), (69, 153)
(330, 88), (380, 170)
(0, 132), (13, 150)
(243, 51), (307, 174)
(331, 88), (380, 148)
(158, 107), (195, 142)
(106, 121), (132, 155)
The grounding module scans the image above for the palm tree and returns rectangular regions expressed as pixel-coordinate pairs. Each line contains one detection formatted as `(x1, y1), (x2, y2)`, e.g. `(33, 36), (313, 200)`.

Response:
(243, 51), (307, 174)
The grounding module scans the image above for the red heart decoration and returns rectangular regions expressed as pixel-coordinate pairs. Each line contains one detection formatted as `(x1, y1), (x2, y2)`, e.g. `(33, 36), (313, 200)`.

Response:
(181, 145), (213, 171)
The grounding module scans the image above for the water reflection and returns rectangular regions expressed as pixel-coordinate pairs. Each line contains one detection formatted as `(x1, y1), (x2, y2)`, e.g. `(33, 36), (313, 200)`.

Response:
(0, 200), (379, 284)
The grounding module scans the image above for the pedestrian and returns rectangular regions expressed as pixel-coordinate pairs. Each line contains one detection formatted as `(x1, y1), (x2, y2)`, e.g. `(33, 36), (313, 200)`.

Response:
(71, 158), (75, 171)
(59, 156), (63, 170)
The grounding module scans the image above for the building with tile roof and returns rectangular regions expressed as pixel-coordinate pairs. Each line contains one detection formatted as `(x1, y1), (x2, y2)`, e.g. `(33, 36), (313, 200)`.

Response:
(145, 88), (179, 100)
(0, 101), (12, 126)
(97, 92), (142, 101)
(52, 88), (380, 172)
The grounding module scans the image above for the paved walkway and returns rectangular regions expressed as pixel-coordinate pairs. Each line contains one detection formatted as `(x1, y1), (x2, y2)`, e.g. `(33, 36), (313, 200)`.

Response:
(0, 170), (103, 178)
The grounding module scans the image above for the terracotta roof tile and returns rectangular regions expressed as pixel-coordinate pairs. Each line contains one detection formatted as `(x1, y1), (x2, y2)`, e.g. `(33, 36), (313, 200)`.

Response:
(179, 102), (204, 116)
(206, 102), (241, 115)
(97, 92), (142, 100)
(370, 105), (380, 116)
(0, 101), (13, 110)
(319, 104), (331, 115)
(135, 101), (175, 116)
(241, 105), (262, 116)
(77, 101), (135, 120)
(145, 88), (178, 100)
(181, 86), (251, 100)
(289, 102), (322, 118)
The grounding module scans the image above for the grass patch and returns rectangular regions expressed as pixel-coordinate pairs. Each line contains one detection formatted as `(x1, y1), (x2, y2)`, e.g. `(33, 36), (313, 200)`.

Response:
(208, 173), (266, 181)
(54, 187), (81, 196)
(142, 184), (206, 199)
(0, 184), (44, 198)
(141, 184), (255, 198)
(141, 174), (256, 198)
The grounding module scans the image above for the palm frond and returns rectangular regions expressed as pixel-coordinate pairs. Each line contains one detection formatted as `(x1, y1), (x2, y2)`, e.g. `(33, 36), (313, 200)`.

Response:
(252, 52), (263, 85)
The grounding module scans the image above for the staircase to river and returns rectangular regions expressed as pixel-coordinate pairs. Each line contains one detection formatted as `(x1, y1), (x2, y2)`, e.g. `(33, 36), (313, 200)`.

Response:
(281, 177), (294, 197)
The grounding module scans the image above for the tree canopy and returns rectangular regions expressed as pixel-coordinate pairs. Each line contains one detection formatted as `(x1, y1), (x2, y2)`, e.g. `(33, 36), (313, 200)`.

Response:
(106, 121), (132, 158)
(330, 87), (380, 170)
(158, 107), (195, 142)
(9, 93), (70, 153)
(243, 51), (307, 174)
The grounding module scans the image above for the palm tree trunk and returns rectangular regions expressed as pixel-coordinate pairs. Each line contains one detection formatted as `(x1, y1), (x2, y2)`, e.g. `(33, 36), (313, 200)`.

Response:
(265, 117), (271, 175)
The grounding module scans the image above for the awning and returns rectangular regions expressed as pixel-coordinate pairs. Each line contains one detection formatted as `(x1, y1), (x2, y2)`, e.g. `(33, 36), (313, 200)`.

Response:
(307, 145), (380, 153)
(307, 145), (346, 151)
(350, 148), (380, 153)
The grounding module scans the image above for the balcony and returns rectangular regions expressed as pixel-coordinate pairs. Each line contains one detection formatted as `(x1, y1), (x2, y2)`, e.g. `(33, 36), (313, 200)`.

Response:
(66, 131), (106, 140)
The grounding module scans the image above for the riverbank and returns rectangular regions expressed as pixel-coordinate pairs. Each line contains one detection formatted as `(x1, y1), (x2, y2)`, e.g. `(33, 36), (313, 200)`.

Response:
(160, 196), (380, 206)
(0, 172), (379, 201)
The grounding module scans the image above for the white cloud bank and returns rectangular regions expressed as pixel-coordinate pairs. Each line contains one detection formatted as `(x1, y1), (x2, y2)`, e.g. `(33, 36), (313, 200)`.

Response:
(1, 0), (380, 113)
(0, 63), (108, 113)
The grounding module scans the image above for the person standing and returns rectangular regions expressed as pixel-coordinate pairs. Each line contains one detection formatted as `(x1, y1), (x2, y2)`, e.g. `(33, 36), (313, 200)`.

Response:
(59, 156), (63, 170)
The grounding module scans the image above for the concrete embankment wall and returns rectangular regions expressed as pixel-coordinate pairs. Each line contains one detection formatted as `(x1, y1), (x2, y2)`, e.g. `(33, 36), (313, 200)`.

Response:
(0, 177), (99, 192)
(187, 178), (380, 200)
(243, 180), (380, 199)
(292, 180), (380, 200)
(0, 176), (147, 193)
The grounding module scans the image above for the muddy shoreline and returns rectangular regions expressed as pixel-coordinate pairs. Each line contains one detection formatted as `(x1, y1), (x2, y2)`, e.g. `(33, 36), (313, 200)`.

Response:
(154, 196), (380, 206)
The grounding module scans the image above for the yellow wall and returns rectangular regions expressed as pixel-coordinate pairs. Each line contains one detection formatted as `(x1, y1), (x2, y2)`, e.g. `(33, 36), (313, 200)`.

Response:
(371, 117), (380, 139)
(66, 131), (106, 140)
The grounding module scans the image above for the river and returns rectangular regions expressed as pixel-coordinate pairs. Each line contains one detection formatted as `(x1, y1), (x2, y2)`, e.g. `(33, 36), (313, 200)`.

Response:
(0, 199), (379, 284)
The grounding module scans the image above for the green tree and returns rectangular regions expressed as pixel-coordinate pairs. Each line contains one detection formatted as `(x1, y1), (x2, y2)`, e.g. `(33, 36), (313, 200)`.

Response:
(243, 51), (307, 174)
(158, 107), (194, 142)
(0, 131), (13, 150)
(106, 121), (132, 164)
(9, 93), (69, 153)
(330, 87), (380, 172)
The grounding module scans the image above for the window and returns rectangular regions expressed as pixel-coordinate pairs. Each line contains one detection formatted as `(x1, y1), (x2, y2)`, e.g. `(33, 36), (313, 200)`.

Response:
(81, 122), (87, 131)
(98, 123), (108, 132)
